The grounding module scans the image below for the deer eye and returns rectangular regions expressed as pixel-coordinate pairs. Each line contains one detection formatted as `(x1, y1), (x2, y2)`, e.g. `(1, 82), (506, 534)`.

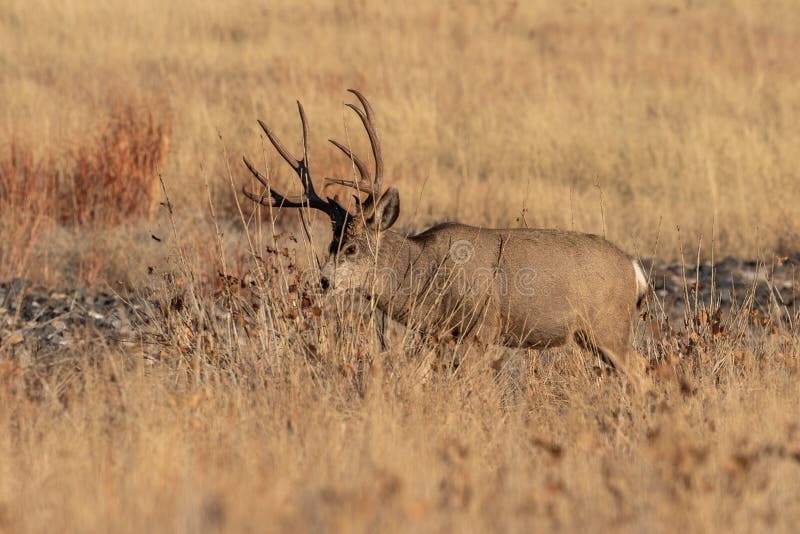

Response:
(343, 244), (357, 256)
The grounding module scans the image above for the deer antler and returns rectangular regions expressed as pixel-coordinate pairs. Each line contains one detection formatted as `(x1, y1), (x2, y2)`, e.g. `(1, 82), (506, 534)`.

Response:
(326, 89), (383, 213)
(242, 101), (349, 224)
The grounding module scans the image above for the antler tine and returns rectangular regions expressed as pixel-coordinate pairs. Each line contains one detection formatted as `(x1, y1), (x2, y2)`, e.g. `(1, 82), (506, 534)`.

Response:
(324, 178), (373, 210)
(347, 88), (375, 121)
(257, 119), (298, 173)
(292, 100), (335, 209)
(347, 89), (383, 194)
(241, 187), (307, 209)
(297, 101), (310, 167)
(242, 155), (318, 209)
(328, 138), (371, 184)
(325, 178), (373, 190)
(242, 155), (269, 188)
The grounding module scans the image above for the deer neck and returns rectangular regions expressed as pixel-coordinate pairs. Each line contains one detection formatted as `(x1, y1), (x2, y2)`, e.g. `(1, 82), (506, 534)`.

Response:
(370, 230), (426, 318)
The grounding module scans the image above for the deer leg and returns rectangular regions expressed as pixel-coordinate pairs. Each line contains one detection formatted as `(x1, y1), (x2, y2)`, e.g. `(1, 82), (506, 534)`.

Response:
(574, 330), (616, 369)
(374, 308), (387, 351)
(576, 328), (646, 391)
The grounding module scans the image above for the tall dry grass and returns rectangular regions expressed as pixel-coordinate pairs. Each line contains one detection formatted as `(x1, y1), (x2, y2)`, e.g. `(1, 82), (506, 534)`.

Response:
(2, 0), (800, 273)
(1, 217), (799, 531)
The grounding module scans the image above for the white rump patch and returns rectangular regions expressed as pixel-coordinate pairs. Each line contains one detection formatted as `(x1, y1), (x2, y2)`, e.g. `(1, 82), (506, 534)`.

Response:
(633, 260), (648, 298)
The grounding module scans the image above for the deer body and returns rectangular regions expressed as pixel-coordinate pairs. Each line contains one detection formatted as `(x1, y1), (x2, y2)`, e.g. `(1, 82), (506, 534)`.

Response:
(243, 90), (648, 369)
(326, 223), (646, 362)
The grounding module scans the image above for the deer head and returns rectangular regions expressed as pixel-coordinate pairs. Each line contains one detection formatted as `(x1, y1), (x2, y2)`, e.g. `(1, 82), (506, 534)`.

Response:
(243, 89), (399, 292)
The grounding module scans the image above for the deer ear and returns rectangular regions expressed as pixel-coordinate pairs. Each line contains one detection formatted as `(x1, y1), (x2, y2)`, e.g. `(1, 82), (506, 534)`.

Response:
(371, 187), (400, 231)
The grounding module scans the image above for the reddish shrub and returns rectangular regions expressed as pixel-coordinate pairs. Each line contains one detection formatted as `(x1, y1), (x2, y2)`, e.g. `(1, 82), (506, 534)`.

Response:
(0, 103), (170, 279)
(0, 104), (170, 227)
(0, 141), (56, 277)
(0, 140), (57, 211)
(67, 104), (170, 225)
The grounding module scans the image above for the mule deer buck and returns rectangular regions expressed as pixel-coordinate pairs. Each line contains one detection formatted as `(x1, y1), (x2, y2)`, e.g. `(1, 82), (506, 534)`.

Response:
(243, 90), (648, 373)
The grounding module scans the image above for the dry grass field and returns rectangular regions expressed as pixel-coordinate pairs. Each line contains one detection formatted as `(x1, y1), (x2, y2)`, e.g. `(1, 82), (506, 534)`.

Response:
(1, 0), (800, 532)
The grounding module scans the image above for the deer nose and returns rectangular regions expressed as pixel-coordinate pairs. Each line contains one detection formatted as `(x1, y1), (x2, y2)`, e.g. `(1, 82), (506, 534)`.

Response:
(320, 276), (330, 290)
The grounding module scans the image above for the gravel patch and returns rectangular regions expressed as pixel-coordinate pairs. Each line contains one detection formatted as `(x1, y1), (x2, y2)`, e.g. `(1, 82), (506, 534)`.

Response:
(1, 254), (798, 350)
